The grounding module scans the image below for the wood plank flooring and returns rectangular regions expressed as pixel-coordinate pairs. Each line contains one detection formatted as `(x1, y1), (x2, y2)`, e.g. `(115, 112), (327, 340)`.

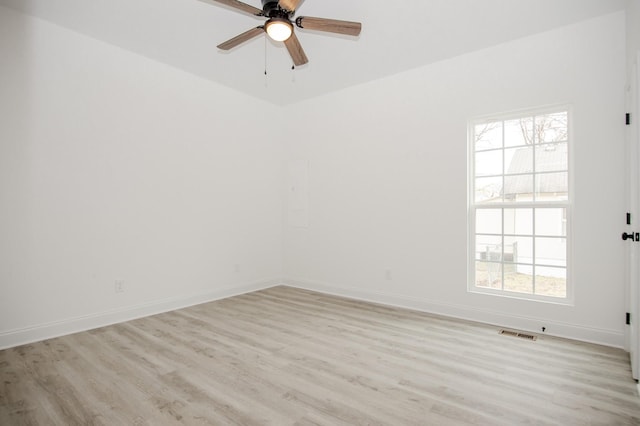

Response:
(1, 286), (640, 425)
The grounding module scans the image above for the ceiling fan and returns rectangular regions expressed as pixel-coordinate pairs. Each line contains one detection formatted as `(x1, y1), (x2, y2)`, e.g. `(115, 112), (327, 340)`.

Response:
(209, 0), (362, 66)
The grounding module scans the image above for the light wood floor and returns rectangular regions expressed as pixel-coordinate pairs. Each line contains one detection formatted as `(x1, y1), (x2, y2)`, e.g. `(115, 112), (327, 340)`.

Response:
(1, 286), (640, 425)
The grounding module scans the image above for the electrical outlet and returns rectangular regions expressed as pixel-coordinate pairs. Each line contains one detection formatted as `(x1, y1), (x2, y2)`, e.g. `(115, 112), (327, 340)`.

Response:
(114, 280), (125, 293)
(385, 269), (392, 280)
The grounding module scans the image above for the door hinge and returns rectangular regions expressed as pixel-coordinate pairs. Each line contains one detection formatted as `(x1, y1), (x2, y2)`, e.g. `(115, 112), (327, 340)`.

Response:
(627, 312), (631, 325)
(627, 113), (631, 125)
(627, 212), (631, 225)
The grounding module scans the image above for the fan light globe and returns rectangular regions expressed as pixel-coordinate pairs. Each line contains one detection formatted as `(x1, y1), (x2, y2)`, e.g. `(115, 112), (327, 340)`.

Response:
(266, 18), (293, 42)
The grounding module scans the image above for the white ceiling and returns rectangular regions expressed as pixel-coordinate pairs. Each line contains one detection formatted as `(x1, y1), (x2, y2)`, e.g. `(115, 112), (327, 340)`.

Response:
(0, 0), (627, 105)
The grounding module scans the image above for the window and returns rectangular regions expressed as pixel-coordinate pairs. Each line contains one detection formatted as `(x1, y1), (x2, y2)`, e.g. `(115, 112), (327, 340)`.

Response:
(469, 108), (570, 302)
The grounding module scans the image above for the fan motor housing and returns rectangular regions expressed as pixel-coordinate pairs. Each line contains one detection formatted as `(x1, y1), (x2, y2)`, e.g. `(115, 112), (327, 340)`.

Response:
(262, 0), (292, 18)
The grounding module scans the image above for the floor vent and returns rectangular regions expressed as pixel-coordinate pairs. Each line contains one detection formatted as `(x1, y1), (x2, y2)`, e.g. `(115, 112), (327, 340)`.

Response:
(499, 329), (537, 341)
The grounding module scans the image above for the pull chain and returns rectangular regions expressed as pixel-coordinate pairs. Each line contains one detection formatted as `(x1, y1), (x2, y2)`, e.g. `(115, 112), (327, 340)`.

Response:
(291, 65), (295, 83)
(264, 35), (268, 88)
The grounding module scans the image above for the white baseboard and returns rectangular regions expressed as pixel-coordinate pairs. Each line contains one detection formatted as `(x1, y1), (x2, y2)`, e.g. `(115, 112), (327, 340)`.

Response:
(283, 278), (625, 349)
(0, 279), (281, 350)
(3, 277), (624, 351)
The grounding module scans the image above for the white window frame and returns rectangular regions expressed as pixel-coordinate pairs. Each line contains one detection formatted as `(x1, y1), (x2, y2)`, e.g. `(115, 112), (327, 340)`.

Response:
(468, 105), (573, 304)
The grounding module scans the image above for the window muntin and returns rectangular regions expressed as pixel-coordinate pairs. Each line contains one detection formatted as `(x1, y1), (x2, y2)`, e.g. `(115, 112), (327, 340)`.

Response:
(470, 109), (570, 301)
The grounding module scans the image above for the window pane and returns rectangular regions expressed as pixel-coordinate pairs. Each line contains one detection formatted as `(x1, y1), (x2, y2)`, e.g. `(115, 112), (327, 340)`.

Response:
(475, 176), (503, 203)
(505, 146), (533, 175)
(476, 235), (502, 261)
(476, 261), (502, 289)
(504, 208), (533, 235)
(476, 209), (502, 234)
(505, 118), (533, 147)
(476, 209), (502, 235)
(534, 266), (566, 298)
(475, 122), (502, 151)
(535, 172), (568, 200)
(536, 142), (568, 172)
(535, 208), (566, 236)
(504, 174), (533, 201)
(536, 112), (568, 143)
(535, 237), (566, 267)
(504, 266), (533, 294)
(504, 236), (533, 264)
(475, 150), (503, 176)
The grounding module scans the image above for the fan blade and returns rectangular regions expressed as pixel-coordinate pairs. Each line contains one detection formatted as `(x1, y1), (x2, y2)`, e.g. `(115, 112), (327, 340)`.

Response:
(208, 0), (263, 16)
(278, 0), (302, 12)
(284, 32), (308, 66)
(295, 16), (361, 36)
(217, 26), (265, 50)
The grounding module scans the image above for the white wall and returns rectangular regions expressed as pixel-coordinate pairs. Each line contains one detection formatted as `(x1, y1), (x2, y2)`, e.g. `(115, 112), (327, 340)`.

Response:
(283, 12), (627, 347)
(0, 6), (283, 348)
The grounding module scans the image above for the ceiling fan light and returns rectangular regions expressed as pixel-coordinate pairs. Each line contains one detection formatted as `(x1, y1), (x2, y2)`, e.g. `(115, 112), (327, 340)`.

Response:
(265, 18), (293, 42)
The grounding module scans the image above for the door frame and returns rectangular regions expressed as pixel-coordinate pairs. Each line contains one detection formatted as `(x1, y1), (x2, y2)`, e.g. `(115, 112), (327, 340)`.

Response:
(626, 52), (640, 381)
